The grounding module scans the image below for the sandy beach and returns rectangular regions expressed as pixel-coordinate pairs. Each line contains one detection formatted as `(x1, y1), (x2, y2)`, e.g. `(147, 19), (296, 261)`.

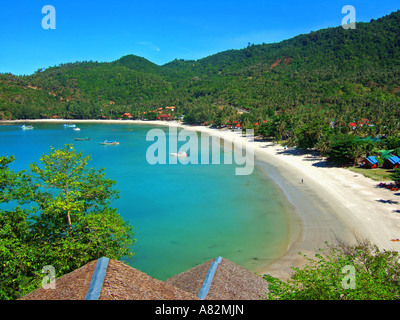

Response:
(5, 119), (400, 280)
(171, 121), (400, 279)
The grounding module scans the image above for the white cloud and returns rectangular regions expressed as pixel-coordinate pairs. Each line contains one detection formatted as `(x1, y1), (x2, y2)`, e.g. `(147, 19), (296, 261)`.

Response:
(136, 42), (161, 52)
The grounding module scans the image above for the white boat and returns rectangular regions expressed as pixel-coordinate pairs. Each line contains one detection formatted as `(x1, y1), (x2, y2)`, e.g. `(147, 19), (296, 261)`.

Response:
(63, 124), (76, 128)
(100, 140), (119, 145)
(21, 125), (34, 130)
(170, 151), (188, 157)
(73, 128), (81, 131)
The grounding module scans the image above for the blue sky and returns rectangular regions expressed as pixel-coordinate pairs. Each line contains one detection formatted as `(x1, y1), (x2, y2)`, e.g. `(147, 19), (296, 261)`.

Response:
(0, 0), (399, 75)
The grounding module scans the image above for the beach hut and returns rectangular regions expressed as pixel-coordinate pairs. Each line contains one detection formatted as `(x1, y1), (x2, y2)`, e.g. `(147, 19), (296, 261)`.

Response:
(165, 257), (268, 300)
(20, 258), (198, 300)
(384, 155), (400, 169)
(363, 156), (379, 169)
(349, 122), (357, 130)
(121, 112), (133, 119)
(161, 114), (171, 120)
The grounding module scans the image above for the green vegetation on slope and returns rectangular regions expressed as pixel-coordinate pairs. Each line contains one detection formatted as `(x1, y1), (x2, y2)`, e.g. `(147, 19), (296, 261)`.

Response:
(265, 240), (400, 300)
(0, 10), (399, 162)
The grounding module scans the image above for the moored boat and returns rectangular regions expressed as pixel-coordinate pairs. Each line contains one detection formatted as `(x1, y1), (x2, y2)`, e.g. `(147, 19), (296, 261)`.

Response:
(170, 151), (188, 157)
(74, 137), (91, 141)
(100, 140), (119, 145)
(21, 125), (34, 130)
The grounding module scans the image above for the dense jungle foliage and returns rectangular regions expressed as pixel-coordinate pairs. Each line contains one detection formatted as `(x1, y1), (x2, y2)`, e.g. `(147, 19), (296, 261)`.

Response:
(1, 10), (400, 161)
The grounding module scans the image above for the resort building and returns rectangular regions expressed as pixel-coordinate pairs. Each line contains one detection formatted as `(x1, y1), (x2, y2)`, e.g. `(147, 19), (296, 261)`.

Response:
(363, 156), (379, 169)
(122, 112), (133, 119)
(384, 155), (400, 169)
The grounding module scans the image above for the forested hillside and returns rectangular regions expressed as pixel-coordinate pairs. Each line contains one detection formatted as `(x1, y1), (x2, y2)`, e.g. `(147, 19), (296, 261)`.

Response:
(1, 10), (399, 154)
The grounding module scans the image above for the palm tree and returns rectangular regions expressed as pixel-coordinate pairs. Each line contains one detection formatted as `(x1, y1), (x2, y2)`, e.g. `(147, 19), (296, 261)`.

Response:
(276, 120), (288, 141)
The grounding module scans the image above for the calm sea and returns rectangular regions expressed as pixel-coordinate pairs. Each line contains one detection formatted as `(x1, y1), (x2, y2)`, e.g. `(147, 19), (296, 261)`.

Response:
(0, 122), (293, 280)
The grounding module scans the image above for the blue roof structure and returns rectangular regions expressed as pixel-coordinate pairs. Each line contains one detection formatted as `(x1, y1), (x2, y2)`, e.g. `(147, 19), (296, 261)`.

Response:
(387, 156), (400, 164)
(198, 256), (222, 300)
(366, 156), (378, 164)
(85, 257), (109, 300)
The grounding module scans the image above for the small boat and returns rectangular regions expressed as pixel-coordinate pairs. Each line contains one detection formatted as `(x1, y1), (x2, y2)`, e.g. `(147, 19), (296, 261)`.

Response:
(74, 137), (91, 141)
(170, 151), (188, 157)
(73, 128), (81, 131)
(63, 124), (76, 128)
(100, 140), (119, 145)
(21, 125), (34, 130)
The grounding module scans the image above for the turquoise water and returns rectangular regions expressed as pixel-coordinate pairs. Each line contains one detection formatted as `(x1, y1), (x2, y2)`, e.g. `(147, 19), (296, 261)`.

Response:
(0, 122), (292, 280)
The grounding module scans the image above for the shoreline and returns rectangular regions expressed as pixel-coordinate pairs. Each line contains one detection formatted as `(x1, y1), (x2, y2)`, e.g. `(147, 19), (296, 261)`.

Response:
(4, 119), (400, 280)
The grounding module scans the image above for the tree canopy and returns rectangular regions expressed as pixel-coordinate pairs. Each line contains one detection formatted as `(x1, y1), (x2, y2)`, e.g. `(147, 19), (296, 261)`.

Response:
(265, 240), (400, 300)
(0, 146), (135, 300)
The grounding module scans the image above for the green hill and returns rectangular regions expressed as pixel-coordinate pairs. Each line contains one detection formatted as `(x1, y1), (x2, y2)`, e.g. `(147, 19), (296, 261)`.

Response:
(0, 9), (399, 144)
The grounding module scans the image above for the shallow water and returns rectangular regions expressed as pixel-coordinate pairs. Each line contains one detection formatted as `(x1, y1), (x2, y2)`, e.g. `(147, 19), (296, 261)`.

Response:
(0, 122), (294, 280)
